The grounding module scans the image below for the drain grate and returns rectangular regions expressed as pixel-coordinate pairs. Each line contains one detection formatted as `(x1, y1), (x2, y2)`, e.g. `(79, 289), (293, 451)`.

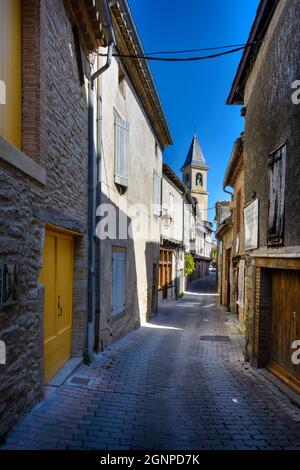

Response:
(69, 376), (91, 386)
(200, 335), (230, 342)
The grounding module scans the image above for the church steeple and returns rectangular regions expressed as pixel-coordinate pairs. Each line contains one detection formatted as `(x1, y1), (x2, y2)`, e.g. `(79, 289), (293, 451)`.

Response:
(181, 132), (209, 221)
(180, 132), (208, 171)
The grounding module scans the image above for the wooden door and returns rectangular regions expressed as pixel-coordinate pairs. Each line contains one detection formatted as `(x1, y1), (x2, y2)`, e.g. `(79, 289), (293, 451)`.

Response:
(224, 248), (231, 307)
(40, 229), (74, 382)
(151, 263), (158, 314)
(159, 249), (173, 299)
(269, 269), (300, 392)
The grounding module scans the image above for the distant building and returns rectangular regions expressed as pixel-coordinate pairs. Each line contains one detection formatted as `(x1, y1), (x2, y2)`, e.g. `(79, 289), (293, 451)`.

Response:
(181, 133), (212, 281)
(216, 136), (245, 330)
(215, 201), (233, 309)
(159, 163), (186, 300)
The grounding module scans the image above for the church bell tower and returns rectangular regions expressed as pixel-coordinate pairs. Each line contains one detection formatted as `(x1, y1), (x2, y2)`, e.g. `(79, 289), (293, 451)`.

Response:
(181, 132), (209, 221)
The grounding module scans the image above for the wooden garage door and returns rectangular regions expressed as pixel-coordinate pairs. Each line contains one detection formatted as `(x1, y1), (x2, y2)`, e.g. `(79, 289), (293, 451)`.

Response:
(268, 269), (300, 393)
(39, 229), (74, 383)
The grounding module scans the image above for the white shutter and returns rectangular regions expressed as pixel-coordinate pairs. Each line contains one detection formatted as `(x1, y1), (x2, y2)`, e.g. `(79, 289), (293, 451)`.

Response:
(114, 113), (129, 187)
(169, 193), (174, 219)
(153, 173), (161, 216)
(112, 249), (126, 315)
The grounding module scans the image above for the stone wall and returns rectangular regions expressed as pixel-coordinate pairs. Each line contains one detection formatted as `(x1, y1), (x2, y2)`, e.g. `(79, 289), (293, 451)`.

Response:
(244, 0), (300, 249)
(98, 53), (162, 349)
(0, 159), (45, 437)
(0, 0), (90, 437)
(43, 0), (89, 357)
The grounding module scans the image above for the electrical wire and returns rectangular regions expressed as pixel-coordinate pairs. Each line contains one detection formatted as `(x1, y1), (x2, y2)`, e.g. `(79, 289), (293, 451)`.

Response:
(97, 41), (260, 62)
(143, 42), (258, 56)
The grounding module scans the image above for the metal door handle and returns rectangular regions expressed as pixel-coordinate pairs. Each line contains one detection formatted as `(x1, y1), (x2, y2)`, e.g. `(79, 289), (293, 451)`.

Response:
(58, 295), (63, 317)
(292, 312), (296, 320)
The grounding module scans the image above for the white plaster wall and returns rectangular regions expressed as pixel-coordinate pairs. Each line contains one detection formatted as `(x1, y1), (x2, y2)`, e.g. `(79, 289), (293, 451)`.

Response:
(161, 175), (183, 243)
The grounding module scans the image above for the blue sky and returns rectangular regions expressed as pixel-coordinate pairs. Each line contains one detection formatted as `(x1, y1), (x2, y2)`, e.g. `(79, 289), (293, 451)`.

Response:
(129, 0), (259, 223)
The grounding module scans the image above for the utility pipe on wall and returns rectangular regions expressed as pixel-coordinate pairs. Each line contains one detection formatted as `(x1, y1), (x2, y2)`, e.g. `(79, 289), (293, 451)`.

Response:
(86, 0), (115, 359)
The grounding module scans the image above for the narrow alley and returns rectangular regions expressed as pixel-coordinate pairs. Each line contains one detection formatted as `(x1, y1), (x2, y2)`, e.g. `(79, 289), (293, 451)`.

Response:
(2, 274), (300, 451)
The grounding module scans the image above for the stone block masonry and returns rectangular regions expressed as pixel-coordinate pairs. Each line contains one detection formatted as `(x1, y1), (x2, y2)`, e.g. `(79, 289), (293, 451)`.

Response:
(0, 0), (90, 436)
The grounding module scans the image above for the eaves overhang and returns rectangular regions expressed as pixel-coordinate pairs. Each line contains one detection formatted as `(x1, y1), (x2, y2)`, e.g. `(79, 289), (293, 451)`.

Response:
(109, 0), (173, 149)
(226, 0), (279, 105)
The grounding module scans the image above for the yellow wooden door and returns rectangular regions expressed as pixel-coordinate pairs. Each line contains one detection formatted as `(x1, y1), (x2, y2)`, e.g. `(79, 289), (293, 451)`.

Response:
(39, 229), (74, 382)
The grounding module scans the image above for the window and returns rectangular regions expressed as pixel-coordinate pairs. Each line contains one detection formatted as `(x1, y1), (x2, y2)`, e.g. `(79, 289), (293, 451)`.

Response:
(155, 141), (159, 158)
(169, 193), (174, 220)
(267, 143), (287, 246)
(114, 111), (129, 188)
(112, 247), (126, 315)
(0, 0), (22, 148)
(118, 66), (126, 98)
(196, 173), (203, 186)
(185, 173), (190, 187)
(235, 190), (241, 233)
(153, 171), (161, 216)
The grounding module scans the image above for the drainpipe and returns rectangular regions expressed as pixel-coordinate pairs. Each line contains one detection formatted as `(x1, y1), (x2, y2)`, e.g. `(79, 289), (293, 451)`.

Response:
(223, 185), (234, 201)
(86, 0), (115, 360)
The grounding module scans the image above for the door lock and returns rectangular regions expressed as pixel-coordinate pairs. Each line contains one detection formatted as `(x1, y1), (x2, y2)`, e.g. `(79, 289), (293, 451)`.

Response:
(58, 295), (63, 317)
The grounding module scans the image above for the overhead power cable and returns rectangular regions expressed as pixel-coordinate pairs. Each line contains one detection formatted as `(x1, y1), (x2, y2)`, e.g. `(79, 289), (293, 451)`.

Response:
(97, 41), (261, 62)
(143, 42), (257, 56)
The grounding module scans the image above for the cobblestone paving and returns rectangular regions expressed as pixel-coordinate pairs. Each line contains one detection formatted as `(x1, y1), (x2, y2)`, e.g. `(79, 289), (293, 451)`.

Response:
(2, 274), (300, 450)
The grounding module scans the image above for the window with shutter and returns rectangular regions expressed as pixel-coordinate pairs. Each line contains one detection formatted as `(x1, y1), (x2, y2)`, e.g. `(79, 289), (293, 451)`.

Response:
(114, 112), (129, 188)
(111, 247), (126, 315)
(267, 143), (287, 246)
(169, 193), (174, 220)
(153, 172), (161, 216)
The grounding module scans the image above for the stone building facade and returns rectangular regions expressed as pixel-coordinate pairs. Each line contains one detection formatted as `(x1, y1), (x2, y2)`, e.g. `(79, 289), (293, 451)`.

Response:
(159, 163), (185, 301)
(0, 0), (107, 437)
(227, 0), (300, 393)
(215, 201), (233, 310)
(221, 135), (246, 331)
(95, 0), (172, 350)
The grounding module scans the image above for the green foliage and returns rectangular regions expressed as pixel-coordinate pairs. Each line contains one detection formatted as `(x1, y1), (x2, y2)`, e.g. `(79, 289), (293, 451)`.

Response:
(184, 254), (195, 277)
(211, 247), (218, 261)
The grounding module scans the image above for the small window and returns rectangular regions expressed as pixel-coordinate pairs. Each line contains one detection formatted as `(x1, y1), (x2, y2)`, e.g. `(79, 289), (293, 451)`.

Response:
(153, 172), (161, 216)
(114, 111), (129, 188)
(112, 247), (126, 315)
(185, 173), (190, 186)
(196, 173), (203, 186)
(118, 66), (126, 98)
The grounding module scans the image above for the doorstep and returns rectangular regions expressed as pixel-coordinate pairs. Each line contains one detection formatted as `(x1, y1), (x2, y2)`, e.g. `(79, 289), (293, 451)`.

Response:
(46, 357), (83, 388)
(256, 368), (300, 409)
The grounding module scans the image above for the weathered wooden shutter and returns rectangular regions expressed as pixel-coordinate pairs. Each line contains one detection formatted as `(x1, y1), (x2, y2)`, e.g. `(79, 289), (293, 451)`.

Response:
(267, 143), (286, 246)
(153, 172), (161, 216)
(114, 113), (129, 187)
(112, 249), (126, 315)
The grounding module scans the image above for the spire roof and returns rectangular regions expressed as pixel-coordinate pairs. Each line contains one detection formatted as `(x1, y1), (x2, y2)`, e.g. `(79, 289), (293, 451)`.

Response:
(181, 132), (207, 171)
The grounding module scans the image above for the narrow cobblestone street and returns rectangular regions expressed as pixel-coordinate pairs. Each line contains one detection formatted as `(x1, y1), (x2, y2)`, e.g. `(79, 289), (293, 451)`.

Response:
(2, 274), (300, 450)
